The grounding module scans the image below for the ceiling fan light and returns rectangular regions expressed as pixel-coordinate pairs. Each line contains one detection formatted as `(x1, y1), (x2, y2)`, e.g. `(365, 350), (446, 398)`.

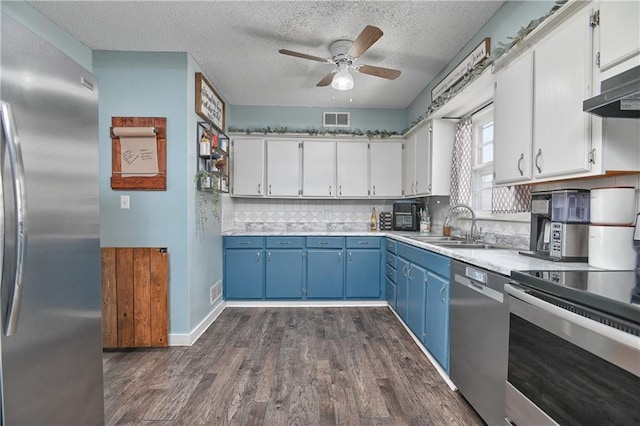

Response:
(331, 69), (354, 90)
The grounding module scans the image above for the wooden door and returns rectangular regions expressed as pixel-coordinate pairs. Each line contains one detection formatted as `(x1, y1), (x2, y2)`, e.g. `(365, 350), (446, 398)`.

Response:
(101, 247), (168, 348)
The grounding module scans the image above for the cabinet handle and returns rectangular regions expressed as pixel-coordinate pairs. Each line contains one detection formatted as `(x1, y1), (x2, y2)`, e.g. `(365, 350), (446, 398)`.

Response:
(269, 184), (272, 195)
(349, 251), (353, 262)
(411, 182), (415, 194)
(267, 252), (271, 262)
(424, 275), (429, 285)
(440, 283), (446, 302)
(257, 183), (261, 194)
(407, 265), (413, 280)
(238, 241), (249, 245)
(319, 241), (329, 245)
(256, 252), (261, 263)
(517, 153), (524, 176)
(279, 241), (290, 245)
(358, 241), (369, 245)
(373, 185), (376, 196)
(329, 185), (332, 195)
(338, 252), (341, 262)
(339, 185), (342, 196)
(535, 148), (542, 174)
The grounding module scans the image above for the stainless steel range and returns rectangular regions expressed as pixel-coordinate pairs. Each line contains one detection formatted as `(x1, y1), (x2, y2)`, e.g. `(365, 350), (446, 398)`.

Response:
(506, 270), (640, 425)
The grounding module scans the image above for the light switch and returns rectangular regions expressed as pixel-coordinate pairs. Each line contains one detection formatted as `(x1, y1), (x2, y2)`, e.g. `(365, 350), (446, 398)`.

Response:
(120, 195), (130, 209)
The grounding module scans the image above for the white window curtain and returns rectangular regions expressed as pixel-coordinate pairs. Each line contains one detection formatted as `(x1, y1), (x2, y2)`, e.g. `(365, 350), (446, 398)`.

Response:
(449, 118), (473, 210)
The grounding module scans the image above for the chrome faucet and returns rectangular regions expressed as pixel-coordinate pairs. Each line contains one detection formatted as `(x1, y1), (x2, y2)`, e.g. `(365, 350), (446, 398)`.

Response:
(446, 204), (478, 242)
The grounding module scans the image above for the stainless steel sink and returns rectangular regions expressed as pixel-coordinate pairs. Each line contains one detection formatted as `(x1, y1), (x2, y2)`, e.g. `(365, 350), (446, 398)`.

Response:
(408, 235), (465, 242)
(430, 241), (509, 249)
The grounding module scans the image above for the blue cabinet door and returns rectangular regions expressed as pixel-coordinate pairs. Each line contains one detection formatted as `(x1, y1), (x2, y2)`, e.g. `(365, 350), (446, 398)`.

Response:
(306, 249), (344, 299)
(385, 277), (396, 308)
(345, 249), (381, 298)
(396, 257), (410, 322)
(265, 249), (304, 298)
(425, 271), (450, 372)
(224, 249), (264, 299)
(407, 263), (427, 339)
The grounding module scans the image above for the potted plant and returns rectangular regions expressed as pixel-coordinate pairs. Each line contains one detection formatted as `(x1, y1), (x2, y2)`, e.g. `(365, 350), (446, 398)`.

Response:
(194, 168), (220, 231)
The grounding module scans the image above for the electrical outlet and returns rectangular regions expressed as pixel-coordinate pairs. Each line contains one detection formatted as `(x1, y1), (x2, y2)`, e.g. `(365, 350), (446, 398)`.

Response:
(120, 195), (130, 209)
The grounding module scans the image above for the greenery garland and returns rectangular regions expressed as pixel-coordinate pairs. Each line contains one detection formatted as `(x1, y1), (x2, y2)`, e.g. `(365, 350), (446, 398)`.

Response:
(228, 126), (400, 139)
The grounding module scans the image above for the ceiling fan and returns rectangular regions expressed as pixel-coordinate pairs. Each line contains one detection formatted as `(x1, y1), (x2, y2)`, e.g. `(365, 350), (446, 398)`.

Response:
(279, 25), (401, 91)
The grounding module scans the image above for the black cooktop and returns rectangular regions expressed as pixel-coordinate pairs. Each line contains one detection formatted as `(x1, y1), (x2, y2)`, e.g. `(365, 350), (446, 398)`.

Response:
(511, 269), (640, 325)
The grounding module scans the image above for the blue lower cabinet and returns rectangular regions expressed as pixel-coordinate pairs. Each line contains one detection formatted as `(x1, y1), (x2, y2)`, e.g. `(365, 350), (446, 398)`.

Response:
(345, 249), (381, 298)
(265, 249), (304, 298)
(385, 277), (396, 308)
(396, 257), (410, 322)
(407, 263), (427, 339)
(306, 249), (344, 298)
(424, 271), (450, 371)
(224, 249), (264, 299)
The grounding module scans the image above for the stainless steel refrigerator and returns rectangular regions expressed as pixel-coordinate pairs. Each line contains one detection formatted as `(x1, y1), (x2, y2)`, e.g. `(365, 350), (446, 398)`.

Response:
(0, 13), (104, 425)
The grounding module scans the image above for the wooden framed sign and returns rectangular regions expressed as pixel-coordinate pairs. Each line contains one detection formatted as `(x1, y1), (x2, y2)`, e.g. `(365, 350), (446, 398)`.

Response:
(195, 72), (225, 132)
(431, 38), (490, 100)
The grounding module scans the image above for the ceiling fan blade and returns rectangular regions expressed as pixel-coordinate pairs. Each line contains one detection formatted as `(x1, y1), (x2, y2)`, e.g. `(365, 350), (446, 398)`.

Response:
(279, 49), (331, 63)
(348, 25), (383, 58)
(316, 72), (336, 87)
(356, 64), (401, 80)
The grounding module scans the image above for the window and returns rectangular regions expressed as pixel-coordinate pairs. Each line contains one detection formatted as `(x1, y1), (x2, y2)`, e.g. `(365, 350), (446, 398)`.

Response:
(471, 107), (494, 213)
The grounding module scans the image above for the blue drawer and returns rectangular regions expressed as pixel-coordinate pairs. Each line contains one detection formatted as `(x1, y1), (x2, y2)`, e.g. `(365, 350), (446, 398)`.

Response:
(306, 237), (343, 248)
(224, 236), (264, 249)
(266, 236), (305, 248)
(346, 237), (381, 249)
(386, 265), (396, 283)
(386, 253), (397, 269)
(385, 238), (397, 254)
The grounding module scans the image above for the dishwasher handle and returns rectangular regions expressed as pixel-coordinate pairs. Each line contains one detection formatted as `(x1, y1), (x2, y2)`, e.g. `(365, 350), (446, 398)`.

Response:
(454, 273), (504, 303)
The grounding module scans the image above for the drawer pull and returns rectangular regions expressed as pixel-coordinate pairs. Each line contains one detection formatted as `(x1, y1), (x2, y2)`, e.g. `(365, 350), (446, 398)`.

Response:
(238, 241), (249, 245)
(319, 241), (329, 245)
(279, 241), (290, 245)
(358, 241), (369, 245)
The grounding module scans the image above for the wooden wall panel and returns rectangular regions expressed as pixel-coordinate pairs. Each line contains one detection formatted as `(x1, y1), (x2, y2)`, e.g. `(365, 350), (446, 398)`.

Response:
(150, 249), (168, 347)
(133, 248), (151, 347)
(101, 248), (118, 348)
(102, 247), (168, 349)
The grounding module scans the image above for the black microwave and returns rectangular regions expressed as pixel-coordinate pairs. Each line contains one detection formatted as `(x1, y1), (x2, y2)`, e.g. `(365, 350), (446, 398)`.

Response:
(392, 201), (422, 231)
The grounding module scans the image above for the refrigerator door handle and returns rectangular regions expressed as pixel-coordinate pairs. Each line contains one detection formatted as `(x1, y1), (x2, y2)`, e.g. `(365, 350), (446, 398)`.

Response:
(0, 101), (28, 336)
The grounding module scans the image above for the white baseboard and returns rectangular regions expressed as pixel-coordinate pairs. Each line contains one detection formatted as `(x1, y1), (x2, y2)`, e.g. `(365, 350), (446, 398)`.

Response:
(168, 300), (226, 346)
(387, 306), (457, 392)
(225, 300), (389, 308)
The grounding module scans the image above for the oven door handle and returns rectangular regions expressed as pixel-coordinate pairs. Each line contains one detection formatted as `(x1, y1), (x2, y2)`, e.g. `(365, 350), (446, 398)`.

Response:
(506, 283), (640, 376)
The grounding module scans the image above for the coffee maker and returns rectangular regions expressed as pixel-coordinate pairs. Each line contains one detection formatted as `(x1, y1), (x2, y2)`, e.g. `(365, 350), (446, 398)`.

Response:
(523, 189), (590, 261)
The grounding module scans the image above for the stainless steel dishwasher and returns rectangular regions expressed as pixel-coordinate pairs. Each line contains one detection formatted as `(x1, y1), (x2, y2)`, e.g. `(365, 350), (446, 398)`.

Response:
(450, 260), (510, 426)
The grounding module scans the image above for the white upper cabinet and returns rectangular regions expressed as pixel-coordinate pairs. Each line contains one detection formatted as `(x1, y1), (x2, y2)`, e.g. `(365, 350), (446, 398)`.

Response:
(403, 132), (417, 196)
(598, 0), (640, 72)
(494, 51), (534, 185)
(370, 141), (403, 198)
(533, 6), (594, 179)
(336, 141), (369, 197)
(266, 139), (300, 197)
(302, 141), (336, 197)
(231, 138), (265, 196)
(414, 125), (432, 195)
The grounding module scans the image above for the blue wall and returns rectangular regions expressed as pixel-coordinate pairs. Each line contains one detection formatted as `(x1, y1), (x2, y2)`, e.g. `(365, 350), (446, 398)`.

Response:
(1, 1), (93, 71)
(230, 105), (406, 133)
(94, 51), (192, 334)
(406, 0), (556, 126)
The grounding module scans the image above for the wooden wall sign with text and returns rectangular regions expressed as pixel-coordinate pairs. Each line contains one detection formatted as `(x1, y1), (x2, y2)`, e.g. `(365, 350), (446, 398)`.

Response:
(195, 72), (225, 132)
(432, 38), (491, 101)
(110, 116), (167, 190)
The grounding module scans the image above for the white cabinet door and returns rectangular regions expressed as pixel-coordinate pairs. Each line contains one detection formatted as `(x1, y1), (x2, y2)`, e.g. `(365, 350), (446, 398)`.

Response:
(336, 142), (368, 197)
(599, 1), (640, 71)
(302, 141), (336, 197)
(414, 125), (431, 196)
(266, 140), (300, 197)
(403, 134), (416, 196)
(429, 119), (456, 196)
(494, 51), (534, 185)
(231, 138), (264, 196)
(370, 142), (402, 198)
(533, 7), (593, 179)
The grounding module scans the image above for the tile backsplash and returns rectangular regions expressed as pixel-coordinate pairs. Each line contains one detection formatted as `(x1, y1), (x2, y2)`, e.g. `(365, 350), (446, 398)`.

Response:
(221, 174), (640, 249)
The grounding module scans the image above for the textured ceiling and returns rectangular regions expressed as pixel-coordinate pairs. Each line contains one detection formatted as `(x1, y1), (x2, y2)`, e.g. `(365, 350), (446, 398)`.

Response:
(29, 1), (505, 109)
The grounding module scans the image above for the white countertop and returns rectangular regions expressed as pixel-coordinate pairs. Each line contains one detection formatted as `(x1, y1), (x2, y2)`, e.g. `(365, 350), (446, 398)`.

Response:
(223, 230), (597, 276)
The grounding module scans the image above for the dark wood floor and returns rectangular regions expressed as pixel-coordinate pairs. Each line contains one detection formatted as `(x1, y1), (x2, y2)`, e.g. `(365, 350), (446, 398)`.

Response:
(103, 307), (482, 425)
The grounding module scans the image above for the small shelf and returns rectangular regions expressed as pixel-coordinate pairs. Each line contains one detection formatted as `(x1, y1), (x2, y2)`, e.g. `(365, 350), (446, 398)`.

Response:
(197, 121), (229, 193)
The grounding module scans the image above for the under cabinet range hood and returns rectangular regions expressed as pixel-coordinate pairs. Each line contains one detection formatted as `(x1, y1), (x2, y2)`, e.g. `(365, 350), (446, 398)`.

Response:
(583, 65), (640, 118)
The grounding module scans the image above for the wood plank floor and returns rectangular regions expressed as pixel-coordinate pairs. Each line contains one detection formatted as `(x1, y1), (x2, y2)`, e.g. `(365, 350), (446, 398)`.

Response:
(103, 307), (482, 425)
